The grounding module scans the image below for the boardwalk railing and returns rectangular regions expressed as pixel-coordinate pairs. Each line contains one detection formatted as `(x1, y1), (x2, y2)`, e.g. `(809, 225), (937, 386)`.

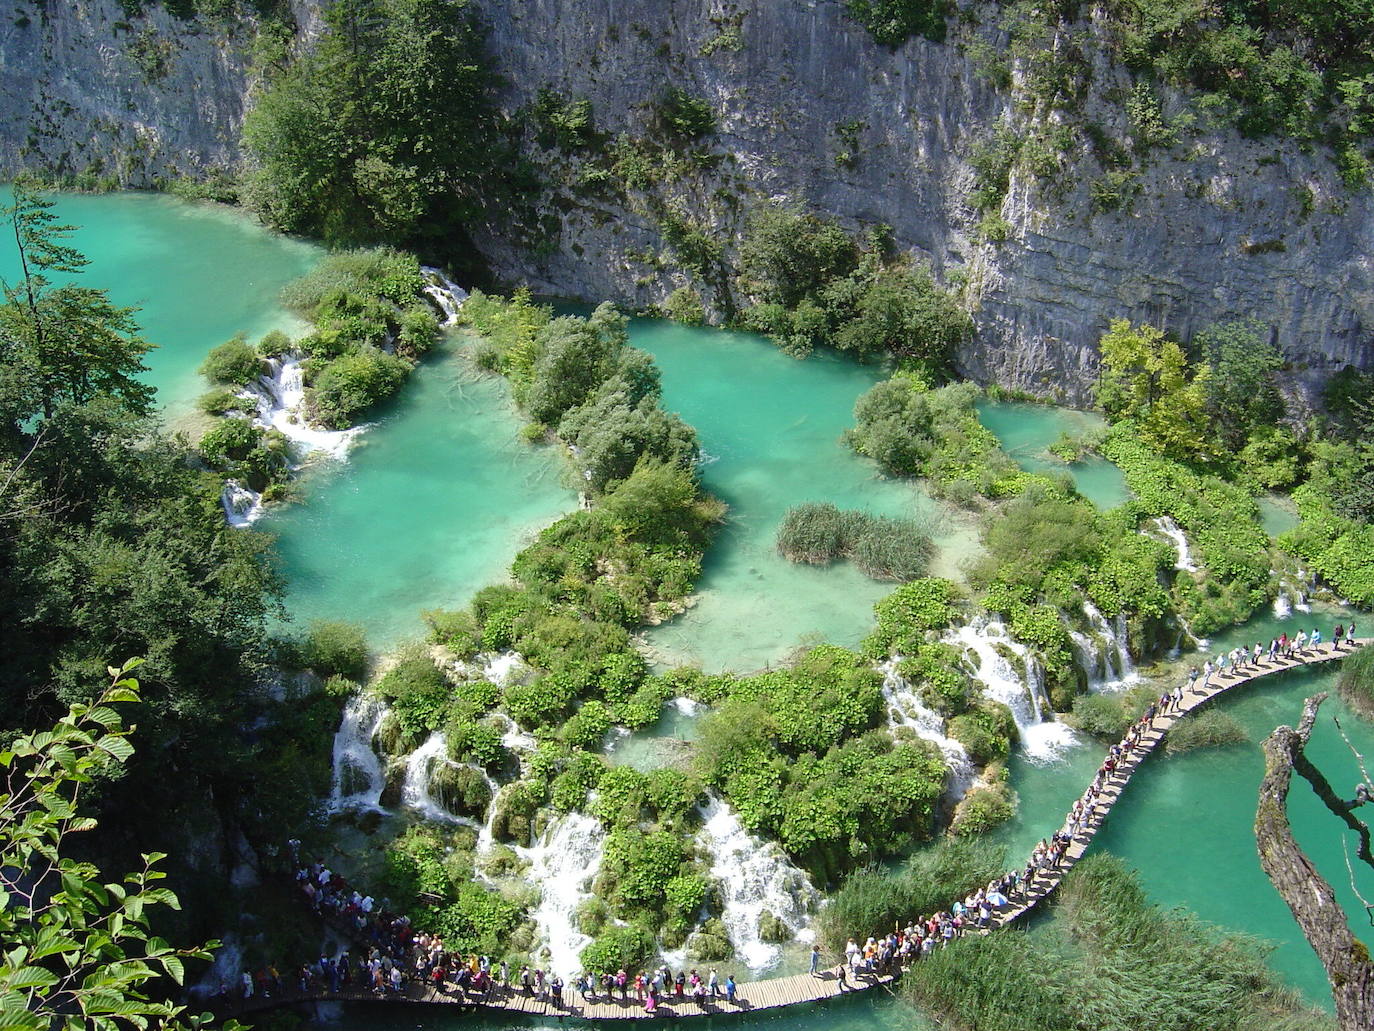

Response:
(211, 639), (1365, 1021)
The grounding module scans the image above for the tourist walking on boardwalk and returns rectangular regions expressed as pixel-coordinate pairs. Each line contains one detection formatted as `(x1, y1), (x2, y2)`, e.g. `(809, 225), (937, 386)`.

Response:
(726, 973), (737, 1004)
(1335, 624), (1345, 649)
(1294, 629), (1308, 656)
(1268, 637), (1279, 662)
(810, 944), (821, 975)
(1201, 659), (1213, 687)
(1311, 627), (1323, 649)
(1349, 621), (1358, 647)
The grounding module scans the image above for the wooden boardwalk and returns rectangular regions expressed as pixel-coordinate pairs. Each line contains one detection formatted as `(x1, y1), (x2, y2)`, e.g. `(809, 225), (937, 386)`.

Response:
(215, 640), (1365, 1021)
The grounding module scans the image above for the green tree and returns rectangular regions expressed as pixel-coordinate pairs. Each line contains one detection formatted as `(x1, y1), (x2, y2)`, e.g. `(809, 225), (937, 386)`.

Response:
(0, 181), (153, 424)
(1096, 319), (1211, 461)
(1194, 319), (1285, 453)
(0, 660), (236, 1031)
(242, 0), (498, 249)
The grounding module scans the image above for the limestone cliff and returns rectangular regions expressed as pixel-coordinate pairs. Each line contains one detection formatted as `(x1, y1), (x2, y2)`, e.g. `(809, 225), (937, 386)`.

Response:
(1, 0), (1369, 404)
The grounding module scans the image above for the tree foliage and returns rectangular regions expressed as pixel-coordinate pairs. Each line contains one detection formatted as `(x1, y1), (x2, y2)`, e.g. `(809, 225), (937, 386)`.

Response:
(0, 662), (238, 1031)
(242, 0), (498, 249)
(1096, 319), (1211, 463)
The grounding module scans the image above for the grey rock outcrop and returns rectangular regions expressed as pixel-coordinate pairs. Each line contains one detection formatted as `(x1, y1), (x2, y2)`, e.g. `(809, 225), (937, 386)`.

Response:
(1, 0), (1370, 403)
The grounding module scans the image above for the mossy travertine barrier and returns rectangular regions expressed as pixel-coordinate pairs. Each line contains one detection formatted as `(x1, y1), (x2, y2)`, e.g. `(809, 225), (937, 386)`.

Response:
(218, 640), (1367, 1021)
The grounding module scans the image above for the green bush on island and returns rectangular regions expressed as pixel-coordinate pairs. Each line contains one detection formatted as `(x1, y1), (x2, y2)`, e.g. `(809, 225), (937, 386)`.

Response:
(1067, 685), (1158, 739)
(846, 378), (1018, 496)
(198, 417), (291, 491)
(307, 347), (411, 429)
(580, 924), (657, 973)
(1164, 710), (1247, 754)
(1281, 442), (1374, 608)
(376, 653), (453, 736)
(816, 838), (1006, 951)
(303, 620), (370, 681)
(947, 701), (1018, 765)
(738, 205), (969, 370)
(902, 854), (1333, 1031)
(197, 387), (245, 415)
(865, 577), (961, 656)
(697, 652), (949, 881)
(198, 333), (263, 386)
(951, 767), (1018, 836)
(776, 502), (935, 581)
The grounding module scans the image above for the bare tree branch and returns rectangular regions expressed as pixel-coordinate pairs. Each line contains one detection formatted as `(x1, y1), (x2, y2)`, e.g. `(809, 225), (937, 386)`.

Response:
(1257, 692), (1374, 1031)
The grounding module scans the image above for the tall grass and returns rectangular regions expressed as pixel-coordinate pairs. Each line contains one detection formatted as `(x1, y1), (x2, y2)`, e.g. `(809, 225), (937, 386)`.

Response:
(901, 854), (1334, 1031)
(1164, 709), (1246, 754)
(815, 838), (1005, 952)
(1337, 643), (1374, 719)
(776, 502), (934, 581)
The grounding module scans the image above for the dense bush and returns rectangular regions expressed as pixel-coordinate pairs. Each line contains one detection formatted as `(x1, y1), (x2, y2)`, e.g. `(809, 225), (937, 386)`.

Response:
(866, 577), (960, 656)
(951, 771), (1017, 836)
(654, 87), (716, 141)
(776, 502), (934, 581)
(377, 655), (452, 737)
(738, 206), (968, 369)
(580, 924), (657, 973)
(844, 0), (950, 46)
(696, 647), (950, 881)
(846, 379), (1017, 495)
(902, 854), (1331, 1031)
(947, 701), (1018, 765)
(198, 333), (262, 386)
(303, 620), (370, 681)
(816, 838), (1006, 951)
(307, 347), (410, 428)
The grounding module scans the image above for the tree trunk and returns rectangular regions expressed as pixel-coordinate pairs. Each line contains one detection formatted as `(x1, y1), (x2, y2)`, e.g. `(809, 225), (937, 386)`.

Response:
(1256, 693), (1374, 1031)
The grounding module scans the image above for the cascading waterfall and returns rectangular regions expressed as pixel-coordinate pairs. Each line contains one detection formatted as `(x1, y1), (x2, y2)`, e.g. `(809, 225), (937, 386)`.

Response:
(329, 694), (389, 810)
(252, 354), (366, 461)
(943, 620), (1078, 762)
(1073, 602), (1139, 691)
(878, 660), (975, 799)
(221, 480), (264, 528)
(514, 812), (607, 980)
(399, 731), (495, 827)
(420, 266), (468, 327)
(697, 795), (819, 971)
(1151, 516), (1197, 572)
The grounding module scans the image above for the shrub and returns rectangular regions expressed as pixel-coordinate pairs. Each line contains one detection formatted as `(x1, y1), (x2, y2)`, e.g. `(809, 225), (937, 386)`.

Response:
(655, 87), (716, 140)
(198, 417), (263, 468)
(1337, 644), (1374, 719)
(197, 388), (246, 415)
(947, 702), (1017, 765)
(199, 333), (263, 386)
(662, 286), (705, 325)
(303, 620), (369, 681)
(868, 577), (960, 655)
(815, 838), (1006, 951)
(1163, 710), (1246, 754)
(580, 925), (657, 973)
(307, 347), (410, 428)
(377, 655), (452, 737)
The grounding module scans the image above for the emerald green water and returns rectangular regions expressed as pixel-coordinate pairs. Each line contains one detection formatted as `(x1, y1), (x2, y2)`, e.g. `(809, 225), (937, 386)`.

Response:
(0, 190), (319, 420)
(1260, 493), (1301, 537)
(256, 337), (577, 644)
(635, 321), (981, 673)
(976, 399), (1131, 510)
(15, 193), (1371, 1023)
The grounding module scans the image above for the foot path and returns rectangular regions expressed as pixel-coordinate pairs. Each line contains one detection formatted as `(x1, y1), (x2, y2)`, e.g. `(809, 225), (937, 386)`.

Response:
(217, 640), (1366, 1020)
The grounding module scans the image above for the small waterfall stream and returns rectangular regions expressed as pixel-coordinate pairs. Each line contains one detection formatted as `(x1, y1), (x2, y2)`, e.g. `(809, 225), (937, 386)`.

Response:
(697, 795), (819, 971)
(1151, 516), (1197, 572)
(421, 266), (468, 326)
(329, 694), (389, 810)
(515, 813), (607, 979)
(1070, 602), (1139, 691)
(399, 731), (497, 827)
(879, 660), (975, 798)
(944, 620), (1077, 762)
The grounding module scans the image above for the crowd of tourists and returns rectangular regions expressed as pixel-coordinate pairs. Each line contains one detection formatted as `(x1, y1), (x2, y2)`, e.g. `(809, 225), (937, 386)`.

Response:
(1188, 622), (1356, 691)
(224, 627), (1363, 1011)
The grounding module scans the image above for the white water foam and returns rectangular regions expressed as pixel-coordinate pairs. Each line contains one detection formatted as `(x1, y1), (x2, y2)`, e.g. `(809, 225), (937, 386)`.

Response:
(515, 812), (607, 979)
(1151, 516), (1197, 572)
(944, 620), (1078, 763)
(482, 651), (528, 687)
(399, 731), (495, 827)
(421, 266), (468, 327)
(221, 480), (264, 528)
(878, 659), (975, 799)
(1077, 602), (1139, 691)
(697, 795), (820, 971)
(1274, 591), (1292, 619)
(329, 694), (389, 810)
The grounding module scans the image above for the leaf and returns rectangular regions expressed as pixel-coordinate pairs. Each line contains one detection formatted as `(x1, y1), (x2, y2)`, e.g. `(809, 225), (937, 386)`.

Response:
(0, 966), (59, 991)
(93, 737), (133, 765)
(159, 955), (184, 985)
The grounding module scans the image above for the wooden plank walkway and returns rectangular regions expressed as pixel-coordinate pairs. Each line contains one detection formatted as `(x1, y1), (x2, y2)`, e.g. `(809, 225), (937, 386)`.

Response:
(215, 639), (1365, 1021)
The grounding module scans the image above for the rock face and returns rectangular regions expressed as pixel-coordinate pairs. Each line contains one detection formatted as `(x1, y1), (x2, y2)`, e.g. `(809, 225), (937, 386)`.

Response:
(0, 0), (256, 183)
(1, 0), (1370, 403)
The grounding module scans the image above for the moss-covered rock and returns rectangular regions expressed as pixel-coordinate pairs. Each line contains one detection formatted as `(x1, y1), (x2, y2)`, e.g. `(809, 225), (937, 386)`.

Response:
(686, 917), (733, 961)
(758, 909), (793, 943)
(489, 782), (541, 847)
(430, 762), (493, 820)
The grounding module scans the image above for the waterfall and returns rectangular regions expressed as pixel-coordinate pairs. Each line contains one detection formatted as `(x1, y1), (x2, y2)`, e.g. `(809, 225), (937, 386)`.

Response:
(879, 660), (975, 799)
(220, 480), (264, 528)
(1151, 516), (1197, 572)
(696, 795), (820, 971)
(421, 266), (468, 327)
(1273, 591), (1292, 618)
(249, 354), (366, 462)
(943, 620), (1078, 763)
(1075, 602), (1139, 691)
(329, 694), (389, 810)
(481, 650), (528, 686)
(514, 812), (607, 979)
(399, 731), (494, 827)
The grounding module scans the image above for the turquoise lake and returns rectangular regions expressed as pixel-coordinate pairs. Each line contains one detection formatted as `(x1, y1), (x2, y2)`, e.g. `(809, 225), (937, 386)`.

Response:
(6, 192), (1370, 1024)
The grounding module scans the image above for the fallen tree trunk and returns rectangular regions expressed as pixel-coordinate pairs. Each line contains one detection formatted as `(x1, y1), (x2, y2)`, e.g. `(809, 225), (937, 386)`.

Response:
(1256, 692), (1374, 1031)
